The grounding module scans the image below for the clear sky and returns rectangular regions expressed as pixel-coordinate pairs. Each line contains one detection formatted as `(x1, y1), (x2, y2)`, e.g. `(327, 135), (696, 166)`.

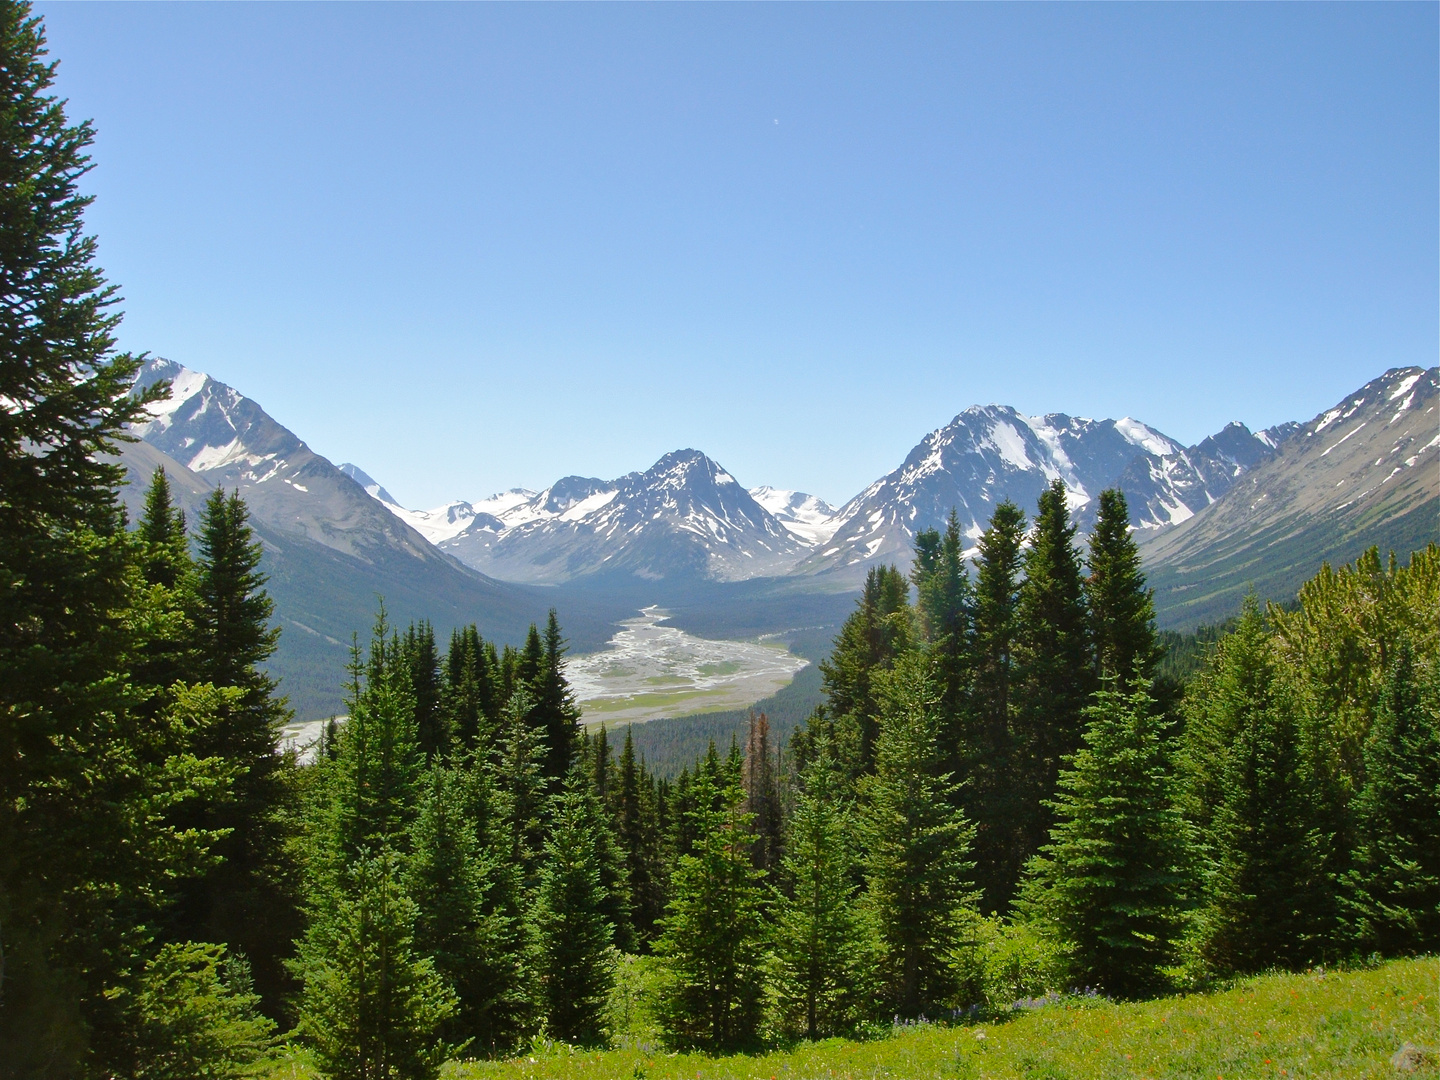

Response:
(38, 3), (1439, 509)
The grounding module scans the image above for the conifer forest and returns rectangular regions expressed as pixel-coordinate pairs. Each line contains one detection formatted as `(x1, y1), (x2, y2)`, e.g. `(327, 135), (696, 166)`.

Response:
(0, 5), (1436, 1078)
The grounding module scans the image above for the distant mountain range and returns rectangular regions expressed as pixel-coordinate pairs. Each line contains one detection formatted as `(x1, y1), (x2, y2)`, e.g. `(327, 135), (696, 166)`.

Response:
(117, 357), (1437, 717)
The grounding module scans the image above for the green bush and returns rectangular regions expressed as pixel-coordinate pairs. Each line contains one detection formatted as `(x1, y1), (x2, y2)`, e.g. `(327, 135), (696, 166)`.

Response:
(951, 916), (1066, 1013)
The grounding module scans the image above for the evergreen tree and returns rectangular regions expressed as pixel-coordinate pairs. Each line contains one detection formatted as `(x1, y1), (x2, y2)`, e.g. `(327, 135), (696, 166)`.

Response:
(403, 621), (446, 761)
(618, 728), (666, 947)
(1084, 489), (1160, 682)
(294, 848), (455, 1080)
(819, 565), (914, 777)
(182, 487), (298, 1011)
(969, 499), (1027, 913)
(0, 4), (187, 1063)
(320, 619), (425, 865)
(860, 655), (976, 1019)
(1012, 481), (1093, 882)
(769, 745), (867, 1039)
(1197, 608), (1328, 974)
(1343, 647), (1440, 955)
(911, 510), (976, 753)
(492, 688), (548, 886)
(1019, 678), (1187, 998)
(654, 766), (768, 1050)
(531, 610), (582, 785)
(405, 761), (529, 1053)
(741, 709), (783, 873)
(534, 771), (617, 1045)
(138, 466), (191, 590)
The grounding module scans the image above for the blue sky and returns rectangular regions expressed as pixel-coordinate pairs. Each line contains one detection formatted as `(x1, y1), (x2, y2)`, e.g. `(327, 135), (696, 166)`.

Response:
(39, 3), (1438, 509)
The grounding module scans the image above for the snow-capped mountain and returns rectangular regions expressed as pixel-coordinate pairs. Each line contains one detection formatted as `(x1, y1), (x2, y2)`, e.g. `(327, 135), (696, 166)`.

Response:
(1144, 366), (1439, 627)
(1117, 420), (1300, 531)
(749, 487), (842, 546)
(797, 407), (1188, 574)
(358, 450), (808, 585)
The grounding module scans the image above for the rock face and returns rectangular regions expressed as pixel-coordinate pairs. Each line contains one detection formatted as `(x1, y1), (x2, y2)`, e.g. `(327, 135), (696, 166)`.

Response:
(792, 407), (1188, 577)
(118, 359), (606, 720)
(1142, 367), (1439, 628)
(438, 450), (807, 584)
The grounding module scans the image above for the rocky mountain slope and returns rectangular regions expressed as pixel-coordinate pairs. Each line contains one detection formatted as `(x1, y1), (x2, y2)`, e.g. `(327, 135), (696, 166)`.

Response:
(1142, 366), (1438, 627)
(433, 450), (807, 584)
(118, 360), (613, 718)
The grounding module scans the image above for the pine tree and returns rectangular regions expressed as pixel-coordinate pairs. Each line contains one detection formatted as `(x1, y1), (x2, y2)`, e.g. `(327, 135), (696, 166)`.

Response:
(860, 655), (977, 1019)
(1343, 647), (1440, 956)
(769, 745), (867, 1039)
(182, 487), (298, 1010)
(741, 709), (783, 874)
(531, 610), (582, 785)
(819, 565), (914, 777)
(911, 510), (975, 744)
(618, 728), (666, 947)
(654, 765), (768, 1050)
(969, 499), (1027, 913)
(534, 771), (617, 1045)
(403, 621), (446, 761)
(404, 758), (533, 1052)
(294, 848), (456, 1080)
(138, 466), (191, 590)
(1084, 489), (1160, 682)
(1019, 678), (1188, 998)
(1012, 481), (1093, 883)
(1197, 607), (1328, 974)
(492, 688), (548, 887)
(0, 3), (184, 1064)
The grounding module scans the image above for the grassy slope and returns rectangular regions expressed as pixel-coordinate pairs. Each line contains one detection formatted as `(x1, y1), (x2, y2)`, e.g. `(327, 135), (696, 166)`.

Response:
(441, 959), (1439, 1080)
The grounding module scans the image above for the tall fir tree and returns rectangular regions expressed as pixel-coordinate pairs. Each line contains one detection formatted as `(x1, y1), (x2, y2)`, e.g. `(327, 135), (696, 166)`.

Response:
(618, 728), (666, 947)
(1342, 647), (1440, 956)
(1019, 678), (1188, 999)
(181, 487), (298, 1011)
(138, 466), (190, 590)
(818, 564), (914, 778)
(769, 744), (868, 1039)
(1012, 481), (1093, 885)
(1084, 489), (1160, 682)
(741, 709), (783, 874)
(403, 621), (446, 761)
(969, 499), (1027, 913)
(534, 770), (617, 1045)
(860, 655), (977, 1019)
(491, 688), (548, 888)
(911, 510), (976, 766)
(132, 468), (199, 700)
(654, 765), (768, 1050)
(294, 848), (456, 1080)
(0, 4), (189, 1063)
(1195, 601), (1329, 974)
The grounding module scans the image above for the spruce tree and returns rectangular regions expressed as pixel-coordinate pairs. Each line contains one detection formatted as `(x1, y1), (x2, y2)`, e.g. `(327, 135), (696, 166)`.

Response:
(860, 655), (977, 1019)
(0, 3), (181, 1063)
(1019, 678), (1187, 998)
(531, 610), (582, 785)
(618, 728), (665, 947)
(654, 765), (768, 1050)
(1343, 647), (1440, 956)
(741, 709), (783, 873)
(1012, 481), (1093, 883)
(1084, 489), (1160, 682)
(911, 510), (976, 751)
(138, 466), (191, 590)
(769, 744), (867, 1039)
(969, 498), (1027, 913)
(405, 762), (523, 1052)
(183, 487), (298, 1010)
(534, 771), (617, 1045)
(403, 621), (446, 760)
(1197, 608), (1328, 974)
(819, 564), (915, 777)
(294, 849), (456, 1080)
(492, 688), (548, 886)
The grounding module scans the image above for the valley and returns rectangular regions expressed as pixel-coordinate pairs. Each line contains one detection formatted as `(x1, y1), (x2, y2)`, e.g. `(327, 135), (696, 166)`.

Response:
(565, 607), (809, 725)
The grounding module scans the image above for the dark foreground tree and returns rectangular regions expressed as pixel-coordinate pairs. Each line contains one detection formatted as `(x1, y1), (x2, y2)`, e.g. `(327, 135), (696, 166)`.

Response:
(655, 766), (767, 1050)
(1020, 678), (1188, 998)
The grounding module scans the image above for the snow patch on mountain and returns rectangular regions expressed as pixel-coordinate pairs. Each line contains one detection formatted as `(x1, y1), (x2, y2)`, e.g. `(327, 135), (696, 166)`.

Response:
(749, 487), (842, 545)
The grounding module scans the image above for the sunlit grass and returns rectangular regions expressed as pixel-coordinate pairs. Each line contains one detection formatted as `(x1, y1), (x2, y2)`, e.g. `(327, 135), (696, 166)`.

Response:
(262, 958), (1439, 1080)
